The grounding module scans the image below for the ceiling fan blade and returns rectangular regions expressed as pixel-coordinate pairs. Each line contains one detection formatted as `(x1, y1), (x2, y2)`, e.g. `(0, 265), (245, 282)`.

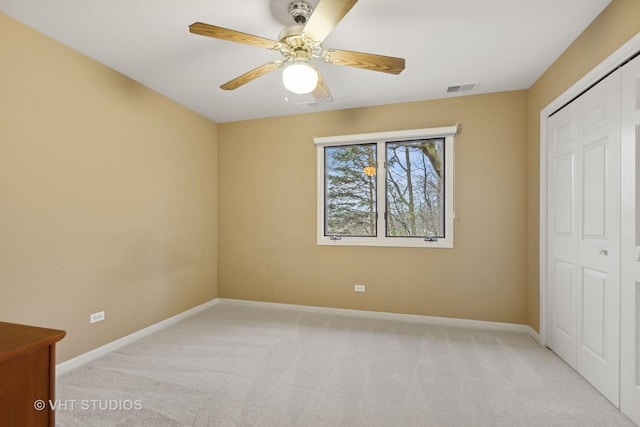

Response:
(323, 49), (405, 75)
(302, 0), (358, 43)
(220, 61), (284, 90)
(312, 69), (333, 104)
(189, 22), (279, 50)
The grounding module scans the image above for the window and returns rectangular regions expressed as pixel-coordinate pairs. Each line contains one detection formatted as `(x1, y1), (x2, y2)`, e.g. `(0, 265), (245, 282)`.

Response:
(315, 126), (457, 248)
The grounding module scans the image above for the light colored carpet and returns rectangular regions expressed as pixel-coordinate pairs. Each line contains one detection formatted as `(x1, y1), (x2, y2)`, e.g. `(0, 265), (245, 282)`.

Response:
(56, 303), (635, 426)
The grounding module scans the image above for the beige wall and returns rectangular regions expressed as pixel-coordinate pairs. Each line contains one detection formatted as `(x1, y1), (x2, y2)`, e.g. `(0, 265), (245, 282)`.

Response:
(526, 0), (640, 331)
(0, 14), (218, 362)
(219, 91), (529, 324)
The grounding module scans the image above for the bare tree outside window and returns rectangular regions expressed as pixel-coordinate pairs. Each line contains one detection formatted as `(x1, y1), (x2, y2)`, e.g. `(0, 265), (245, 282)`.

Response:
(386, 139), (444, 237)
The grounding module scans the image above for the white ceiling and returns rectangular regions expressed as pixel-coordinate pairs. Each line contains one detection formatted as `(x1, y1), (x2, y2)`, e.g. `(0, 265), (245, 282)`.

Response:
(1, 0), (612, 123)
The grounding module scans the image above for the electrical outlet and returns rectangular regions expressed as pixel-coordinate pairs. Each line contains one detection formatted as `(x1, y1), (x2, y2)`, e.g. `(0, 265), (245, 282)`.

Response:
(354, 284), (365, 292)
(90, 311), (105, 324)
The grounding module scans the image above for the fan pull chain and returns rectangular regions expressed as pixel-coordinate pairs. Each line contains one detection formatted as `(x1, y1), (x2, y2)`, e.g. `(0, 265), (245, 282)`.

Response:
(284, 88), (289, 102)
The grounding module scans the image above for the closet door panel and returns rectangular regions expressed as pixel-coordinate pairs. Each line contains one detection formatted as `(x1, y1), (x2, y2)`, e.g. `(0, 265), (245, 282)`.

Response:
(582, 140), (606, 237)
(581, 267), (606, 358)
(575, 69), (620, 407)
(548, 106), (579, 368)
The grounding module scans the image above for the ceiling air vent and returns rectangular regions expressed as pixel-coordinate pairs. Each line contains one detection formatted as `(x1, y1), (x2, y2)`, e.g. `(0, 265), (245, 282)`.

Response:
(447, 83), (478, 93)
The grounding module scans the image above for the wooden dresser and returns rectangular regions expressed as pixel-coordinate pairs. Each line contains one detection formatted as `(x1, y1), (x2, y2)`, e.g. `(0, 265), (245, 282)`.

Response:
(0, 322), (66, 427)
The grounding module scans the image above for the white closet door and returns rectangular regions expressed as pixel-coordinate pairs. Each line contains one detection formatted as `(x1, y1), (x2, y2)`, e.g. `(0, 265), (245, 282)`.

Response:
(547, 69), (621, 406)
(621, 53), (640, 426)
(548, 100), (579, 368)
(575, 69), (621, 406)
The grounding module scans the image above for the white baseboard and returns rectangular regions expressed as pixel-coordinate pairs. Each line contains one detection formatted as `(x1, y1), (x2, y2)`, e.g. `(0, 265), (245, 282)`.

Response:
(56, 299), (219, 376)
(216, 298), (538, 337)
(526, 326), (542, 344)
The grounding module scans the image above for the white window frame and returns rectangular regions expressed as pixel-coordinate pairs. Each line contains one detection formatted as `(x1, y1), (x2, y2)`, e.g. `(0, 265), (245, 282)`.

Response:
(315, 125), (458, 248)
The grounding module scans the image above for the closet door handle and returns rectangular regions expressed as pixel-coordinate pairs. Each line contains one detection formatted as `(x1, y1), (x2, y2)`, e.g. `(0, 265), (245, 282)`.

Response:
(599, 249), (608, 256)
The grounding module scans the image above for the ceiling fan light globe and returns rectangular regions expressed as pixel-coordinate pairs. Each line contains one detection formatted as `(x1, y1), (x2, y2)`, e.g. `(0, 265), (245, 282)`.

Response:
(282, 63), (318, 94)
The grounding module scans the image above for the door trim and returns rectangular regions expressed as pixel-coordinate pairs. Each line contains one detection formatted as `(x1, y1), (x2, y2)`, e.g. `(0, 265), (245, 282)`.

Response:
(539, 32), (640, 346)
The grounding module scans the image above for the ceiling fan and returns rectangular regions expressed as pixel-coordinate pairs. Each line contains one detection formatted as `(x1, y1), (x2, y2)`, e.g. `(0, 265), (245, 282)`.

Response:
(188, 0), (406, 103)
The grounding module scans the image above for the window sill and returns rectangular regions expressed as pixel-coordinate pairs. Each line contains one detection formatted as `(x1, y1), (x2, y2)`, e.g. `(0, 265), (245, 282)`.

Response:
(317, 237), (453, 249)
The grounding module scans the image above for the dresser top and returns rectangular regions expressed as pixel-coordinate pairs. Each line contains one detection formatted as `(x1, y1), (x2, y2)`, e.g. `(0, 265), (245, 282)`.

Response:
(0, 322), (66, 363)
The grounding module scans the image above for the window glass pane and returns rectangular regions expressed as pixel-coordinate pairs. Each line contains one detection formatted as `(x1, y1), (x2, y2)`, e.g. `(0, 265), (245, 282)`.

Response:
(386, 139), (444, 238)
(325, 144), (377, 236)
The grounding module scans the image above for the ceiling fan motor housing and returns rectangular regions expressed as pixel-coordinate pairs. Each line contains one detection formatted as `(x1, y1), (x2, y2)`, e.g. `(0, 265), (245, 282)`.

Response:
(289, 1), (313, 24)
(278, 24), (322, 62)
